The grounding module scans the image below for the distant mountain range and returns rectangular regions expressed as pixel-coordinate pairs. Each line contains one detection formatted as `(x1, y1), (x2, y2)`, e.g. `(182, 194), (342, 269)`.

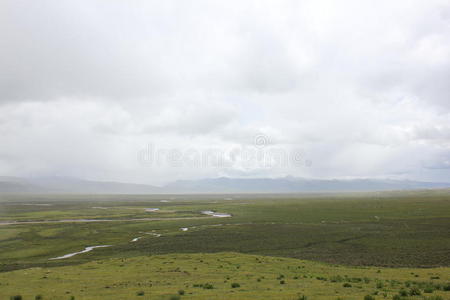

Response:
(0, 176), (160, 194)
(0, 176), (449, 194)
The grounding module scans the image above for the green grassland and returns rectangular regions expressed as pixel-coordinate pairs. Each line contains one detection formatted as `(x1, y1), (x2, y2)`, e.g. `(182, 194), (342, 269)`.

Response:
(0, 252), (449, 300)
(0, 190), (449, 299)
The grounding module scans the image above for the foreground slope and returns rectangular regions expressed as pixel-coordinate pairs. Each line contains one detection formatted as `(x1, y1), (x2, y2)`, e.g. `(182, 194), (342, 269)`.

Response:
(0, 252), (449, 300)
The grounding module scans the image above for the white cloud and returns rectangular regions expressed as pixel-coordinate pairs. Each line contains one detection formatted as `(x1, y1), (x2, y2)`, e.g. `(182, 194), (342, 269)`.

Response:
(0, 0), (449, 184)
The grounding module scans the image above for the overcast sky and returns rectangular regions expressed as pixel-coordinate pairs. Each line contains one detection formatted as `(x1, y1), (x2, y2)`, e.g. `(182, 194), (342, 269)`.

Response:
(1, 0), (450, 185)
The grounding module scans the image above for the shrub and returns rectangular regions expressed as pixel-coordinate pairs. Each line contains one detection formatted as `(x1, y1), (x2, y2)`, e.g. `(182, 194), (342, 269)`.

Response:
(298, 296), (307, 300)
(10, 296), (22, 300)
(280, 280), (285, 284)
(364, 295), (375, 300)
(69, 297), (75, 300)
(231, 283), (240, 288)
(178, 289), (185, 295)
(203, 283), (214, 289)
(443, 283), (450, 291)
(343, 283), (352, 288)
(330, 275), (343, 282)
(409, 287), (421, 296)
(136, 291), (145, 296)
(376, 282), (384, 289)
(399, 289), (408, 296)
(35, 296), (43, 300)
(392, 295), (401, 300)
(426, 296), (443, 300)
(424, 287), (434, 293)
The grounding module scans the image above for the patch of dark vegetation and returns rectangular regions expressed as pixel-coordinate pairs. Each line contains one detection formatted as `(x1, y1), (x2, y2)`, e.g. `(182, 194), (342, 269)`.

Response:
(2, 193), (450, 273)
(193, 283), (213, 289)
(409, 286), (421, 296)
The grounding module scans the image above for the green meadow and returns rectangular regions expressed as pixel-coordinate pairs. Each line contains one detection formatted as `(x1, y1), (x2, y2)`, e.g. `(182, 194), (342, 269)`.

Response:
(1, 252), (449, 300)
(0, 190), (449, 299)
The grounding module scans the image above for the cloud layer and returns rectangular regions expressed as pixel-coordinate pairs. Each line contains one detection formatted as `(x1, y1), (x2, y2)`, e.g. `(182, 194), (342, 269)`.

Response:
(1, 0), (449, 184)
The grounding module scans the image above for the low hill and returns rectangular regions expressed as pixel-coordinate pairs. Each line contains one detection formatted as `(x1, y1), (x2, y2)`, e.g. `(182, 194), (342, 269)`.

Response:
(0, 176), (161, 194)
(0, 252), (448, 300)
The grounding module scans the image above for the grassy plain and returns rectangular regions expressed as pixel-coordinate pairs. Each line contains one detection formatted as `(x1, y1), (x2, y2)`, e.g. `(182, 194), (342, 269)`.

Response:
(0, 190), (449, 299)
(1, 252), (449, 300)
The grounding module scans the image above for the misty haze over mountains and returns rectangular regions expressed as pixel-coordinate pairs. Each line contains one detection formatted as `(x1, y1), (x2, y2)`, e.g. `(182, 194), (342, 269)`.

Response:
(0, 176), (449, 194)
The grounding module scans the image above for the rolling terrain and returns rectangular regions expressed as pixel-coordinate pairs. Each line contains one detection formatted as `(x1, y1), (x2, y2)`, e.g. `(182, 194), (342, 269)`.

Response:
(1, 252), (449, 300)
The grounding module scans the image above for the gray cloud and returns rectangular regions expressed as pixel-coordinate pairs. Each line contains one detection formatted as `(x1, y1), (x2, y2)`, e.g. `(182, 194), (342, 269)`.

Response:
(0, 0), (449, 184)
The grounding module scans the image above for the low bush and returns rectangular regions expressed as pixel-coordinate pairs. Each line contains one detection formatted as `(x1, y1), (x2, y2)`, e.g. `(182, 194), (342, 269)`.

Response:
(343, 283), (352, 288)
(203, 283), (214, 289)
(231, 283), (240, 288)
(330, 275), (343, 282)
(409, 287), (421, 296)
(364, 295), (375, 300)
(178, 289), (185, 295)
